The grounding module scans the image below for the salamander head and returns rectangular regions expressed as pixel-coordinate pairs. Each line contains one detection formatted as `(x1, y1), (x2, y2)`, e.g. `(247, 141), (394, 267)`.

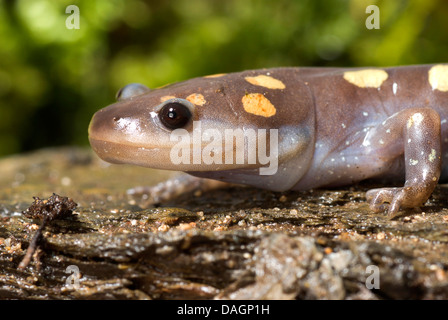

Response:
(88, 70), (315, 187)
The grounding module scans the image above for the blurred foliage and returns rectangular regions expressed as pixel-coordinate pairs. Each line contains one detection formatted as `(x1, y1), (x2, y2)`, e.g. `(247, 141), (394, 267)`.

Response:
(0, 0), (447, 156)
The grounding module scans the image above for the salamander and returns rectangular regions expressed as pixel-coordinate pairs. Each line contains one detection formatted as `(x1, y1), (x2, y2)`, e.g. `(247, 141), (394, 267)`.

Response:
(88, 64), (448, 217)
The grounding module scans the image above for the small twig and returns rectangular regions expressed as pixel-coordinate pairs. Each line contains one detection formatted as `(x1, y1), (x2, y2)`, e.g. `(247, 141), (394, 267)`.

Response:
(18, 216), (48, 269)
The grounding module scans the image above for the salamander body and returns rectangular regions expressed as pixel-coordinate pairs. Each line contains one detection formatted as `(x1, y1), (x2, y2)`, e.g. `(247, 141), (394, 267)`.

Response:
(89, 64), (448, 216)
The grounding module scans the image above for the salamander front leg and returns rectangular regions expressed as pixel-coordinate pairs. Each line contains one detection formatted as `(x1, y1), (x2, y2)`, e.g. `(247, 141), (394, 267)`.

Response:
(364, 108), (441, 217)
(127, 174), (230, 205)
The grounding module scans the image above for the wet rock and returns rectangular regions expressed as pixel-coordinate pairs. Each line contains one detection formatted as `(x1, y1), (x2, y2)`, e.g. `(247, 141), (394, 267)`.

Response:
(1, 147), (448, 299)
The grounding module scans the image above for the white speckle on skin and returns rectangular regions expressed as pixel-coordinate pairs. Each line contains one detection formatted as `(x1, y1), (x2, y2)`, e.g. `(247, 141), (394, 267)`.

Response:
(442, 119), (447, 124)
(331, 158), (335, 162)
(341, 123), (346, 128)
(150, 111), (157, 118)
(115, 117), (141, 136)
(410, 159), (419, 166)
(408, 138), (412, 143)
(407, 112), (424, 128)
(362, 129), (372, 147)
(429, 149), (437, 162)
(362, 139), (370, 147)
(412, 113), (424, 125)
(363, 112), (369, 117)
(379, 139), (384, 145)
(386, 129), (391, 134)
(345, 141), (350, 145)
(392, 82), (398, 95)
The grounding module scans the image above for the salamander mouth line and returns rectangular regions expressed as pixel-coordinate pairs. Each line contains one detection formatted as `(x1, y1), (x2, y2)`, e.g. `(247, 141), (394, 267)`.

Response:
(89, 138), (263, 151)
(88, 137), (277, 172)
(89, 138), (276, 159)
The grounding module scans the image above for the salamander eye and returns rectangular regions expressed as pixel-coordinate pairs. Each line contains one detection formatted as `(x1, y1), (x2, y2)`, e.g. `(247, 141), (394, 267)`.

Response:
(116, 83), (150, 101)
(158, 102), (192, 130)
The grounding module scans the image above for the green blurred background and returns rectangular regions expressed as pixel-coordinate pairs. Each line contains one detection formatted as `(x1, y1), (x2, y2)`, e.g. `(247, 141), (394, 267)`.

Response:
(0, 0), (447, 156)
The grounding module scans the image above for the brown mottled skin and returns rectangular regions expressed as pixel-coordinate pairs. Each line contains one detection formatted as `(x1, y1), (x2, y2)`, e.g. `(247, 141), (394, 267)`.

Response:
(89, 64), (448, 217)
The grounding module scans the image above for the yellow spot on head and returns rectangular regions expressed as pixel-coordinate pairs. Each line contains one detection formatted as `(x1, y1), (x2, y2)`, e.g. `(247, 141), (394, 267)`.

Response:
(186, 93), (206, 106)
(242, 93), (276, 117)
(245, 75), (286, 90)
(343, 69), (388, 88)
(160, 95), (176, 102)
(428, 64), (448, 92)
(204, 73), (226, 78)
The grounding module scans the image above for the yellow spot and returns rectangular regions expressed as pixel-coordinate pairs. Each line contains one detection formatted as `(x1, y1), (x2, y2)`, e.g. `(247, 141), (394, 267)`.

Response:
(186, 93), (206, 106)
(204, 73), (226, 78)
(428, 65), (448, 92)
(160, 95), (176, 102)
(242, 93), (276, 117)
(429, 149), (436, 162)
(343, 69), (388, 88)
(245, 75), (286, 90)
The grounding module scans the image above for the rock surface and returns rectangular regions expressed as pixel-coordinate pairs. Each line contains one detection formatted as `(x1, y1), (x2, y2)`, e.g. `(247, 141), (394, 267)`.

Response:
(1, 147), (448, 299)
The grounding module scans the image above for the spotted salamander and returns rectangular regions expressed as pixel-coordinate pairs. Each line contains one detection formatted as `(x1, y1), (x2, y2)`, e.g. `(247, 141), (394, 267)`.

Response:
(88, 64), (448, 216)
